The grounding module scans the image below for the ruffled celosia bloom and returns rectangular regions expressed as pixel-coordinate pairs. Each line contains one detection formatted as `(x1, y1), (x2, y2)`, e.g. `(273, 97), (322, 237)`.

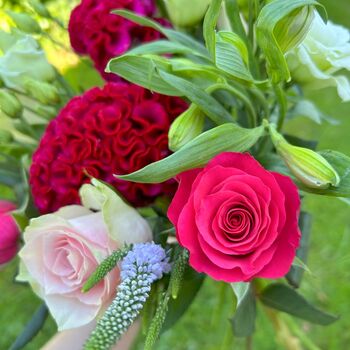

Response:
(18, 180), (152, 330)
(168, 152), (301, 283)
(0, 200), (20, 265)
(29, 82), (187, 213)
(68, 0), (165, 80)
(287, 11), (350, 101)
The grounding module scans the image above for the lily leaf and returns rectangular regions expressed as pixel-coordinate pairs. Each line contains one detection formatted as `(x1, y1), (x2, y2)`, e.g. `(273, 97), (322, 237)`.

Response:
(116, 123), (264, 183)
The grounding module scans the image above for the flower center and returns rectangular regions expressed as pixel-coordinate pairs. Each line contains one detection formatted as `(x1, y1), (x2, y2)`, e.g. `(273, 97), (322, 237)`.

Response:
(220, 205), (253, 242)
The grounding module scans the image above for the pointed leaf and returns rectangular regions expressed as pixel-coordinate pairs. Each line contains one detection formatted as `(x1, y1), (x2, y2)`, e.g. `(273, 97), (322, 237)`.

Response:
(215, 32), (253, 81)
(112, 10), (209, 57)
(158, 70), (233, 124)
(9, 304), (48, 350)
(231, 283), (256, 337)
(203, 0), (222, 59)
(116, 123), (264, 183)
(260, 283), (338, 325)
(107, 55), (179, 95)
(286, 212), (312, 288)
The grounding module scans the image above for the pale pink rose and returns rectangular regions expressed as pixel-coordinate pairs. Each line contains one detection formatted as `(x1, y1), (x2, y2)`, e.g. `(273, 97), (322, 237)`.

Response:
(0, 200), (20, 265)
(17, 205), (120, 330)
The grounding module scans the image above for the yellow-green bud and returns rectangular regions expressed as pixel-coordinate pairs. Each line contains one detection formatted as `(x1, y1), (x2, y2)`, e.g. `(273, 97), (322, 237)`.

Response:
(168, 104), (205, 151)
(0, 129), (13, 143)
(164, 0), (212, 27)
(24, 78), (60, 105)
(269, 125), (340, 188)
(6, 11), (41, 34)
(274, 5), (315, 53)
(0, 89), (23, 118)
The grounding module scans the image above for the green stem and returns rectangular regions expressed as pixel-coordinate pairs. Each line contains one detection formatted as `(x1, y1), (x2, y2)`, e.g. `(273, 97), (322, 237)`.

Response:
(207, 83), (257, 127)
(282, 315), (321, 350)
(274, 83), (287, 131)
(210, 282), (228, 327)
(246, 336), (253, 350)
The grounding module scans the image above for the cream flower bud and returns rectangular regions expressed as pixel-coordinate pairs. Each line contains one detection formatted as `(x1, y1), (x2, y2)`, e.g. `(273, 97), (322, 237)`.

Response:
(168, 104), (205, 151)
(0, 89), (22, 118)
(164, 0), (212, 27)
(269, 125), (340, 188)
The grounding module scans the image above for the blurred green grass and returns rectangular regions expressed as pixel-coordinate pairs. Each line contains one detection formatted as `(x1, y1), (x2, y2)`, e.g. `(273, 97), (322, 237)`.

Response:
(1, 0), (350, 349)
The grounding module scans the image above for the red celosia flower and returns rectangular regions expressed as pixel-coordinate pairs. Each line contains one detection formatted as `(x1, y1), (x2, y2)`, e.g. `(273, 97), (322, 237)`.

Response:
(30, 83), (187, 213)
(68, 0), (166, 81)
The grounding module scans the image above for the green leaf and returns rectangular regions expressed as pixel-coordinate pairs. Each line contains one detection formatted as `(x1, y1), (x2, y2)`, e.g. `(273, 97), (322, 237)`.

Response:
(215, 31), (253, 82)
(9, 304), (48, 350)
(286, 212), (312, 288)
(107, 55), (179, 95)
(301, 150), (350, 197)
(163, 267), (205, 331)
(231, 283), (256, 337)
(224, 0), (248, 42)
(256, 0), (326, 83)
(260, 283), (338, 325)
(203, 0), (222, 59)
(112, 10), (209, 57)
(158, 70), (233, 124)
(116, 123), (265, 183)
(129, 40), (199, 56)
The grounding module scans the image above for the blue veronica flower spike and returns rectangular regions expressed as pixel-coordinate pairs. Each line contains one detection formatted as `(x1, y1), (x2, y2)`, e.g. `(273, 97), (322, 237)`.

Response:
(84, 242), (171, 350)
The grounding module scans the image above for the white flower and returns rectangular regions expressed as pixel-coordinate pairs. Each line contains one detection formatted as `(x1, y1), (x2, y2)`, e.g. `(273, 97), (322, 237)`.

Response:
(287, 12), (350, 101)
(0, 32), (55, 90)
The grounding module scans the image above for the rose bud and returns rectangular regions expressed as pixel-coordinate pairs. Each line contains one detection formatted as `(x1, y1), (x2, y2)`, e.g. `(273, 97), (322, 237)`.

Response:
(165, 0), (212, 27)
(168, 104), (205, 151)
(269, 124), (340, 188)
(0, 200), (20, 265)
(0, 89), (23, 118)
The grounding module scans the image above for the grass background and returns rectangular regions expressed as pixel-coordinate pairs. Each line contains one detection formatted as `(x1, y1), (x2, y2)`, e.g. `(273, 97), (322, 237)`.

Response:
(1, 0), (350, 349)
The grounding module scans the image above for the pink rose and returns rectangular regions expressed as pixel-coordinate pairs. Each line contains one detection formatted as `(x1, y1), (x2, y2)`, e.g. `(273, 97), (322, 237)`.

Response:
(18, 206), (119, 330)
(0, 200), (20, 265)
(18, 179), (152, 330)
(168, 152), (301, 282)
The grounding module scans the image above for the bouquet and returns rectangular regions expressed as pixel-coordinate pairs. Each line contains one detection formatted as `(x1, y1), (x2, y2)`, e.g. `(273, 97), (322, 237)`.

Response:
(1, 0), (350, 349)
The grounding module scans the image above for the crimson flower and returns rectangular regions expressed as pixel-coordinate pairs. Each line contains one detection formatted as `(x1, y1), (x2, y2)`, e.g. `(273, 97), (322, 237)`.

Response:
(30, 83), (187, 213)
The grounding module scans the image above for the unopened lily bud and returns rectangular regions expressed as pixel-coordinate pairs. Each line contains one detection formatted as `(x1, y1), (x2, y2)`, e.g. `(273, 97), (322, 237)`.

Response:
(269, 125), (340, 188)
(164, 0), (212, 27)
(0, 89), (23, 118)
(168, 104), (205, 151)
(274, 5), (315, 53)
(35, 104), (57, 119)
(6, 11), (41, 34)
(28, 0), (52, 19)
(0, 130), (13, 143)
(24, 78), (60, 105)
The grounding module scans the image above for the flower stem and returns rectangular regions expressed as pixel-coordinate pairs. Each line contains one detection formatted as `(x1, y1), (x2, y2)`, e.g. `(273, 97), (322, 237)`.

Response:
(274, 83), (288, 131)
(207, 83), (257, 127)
